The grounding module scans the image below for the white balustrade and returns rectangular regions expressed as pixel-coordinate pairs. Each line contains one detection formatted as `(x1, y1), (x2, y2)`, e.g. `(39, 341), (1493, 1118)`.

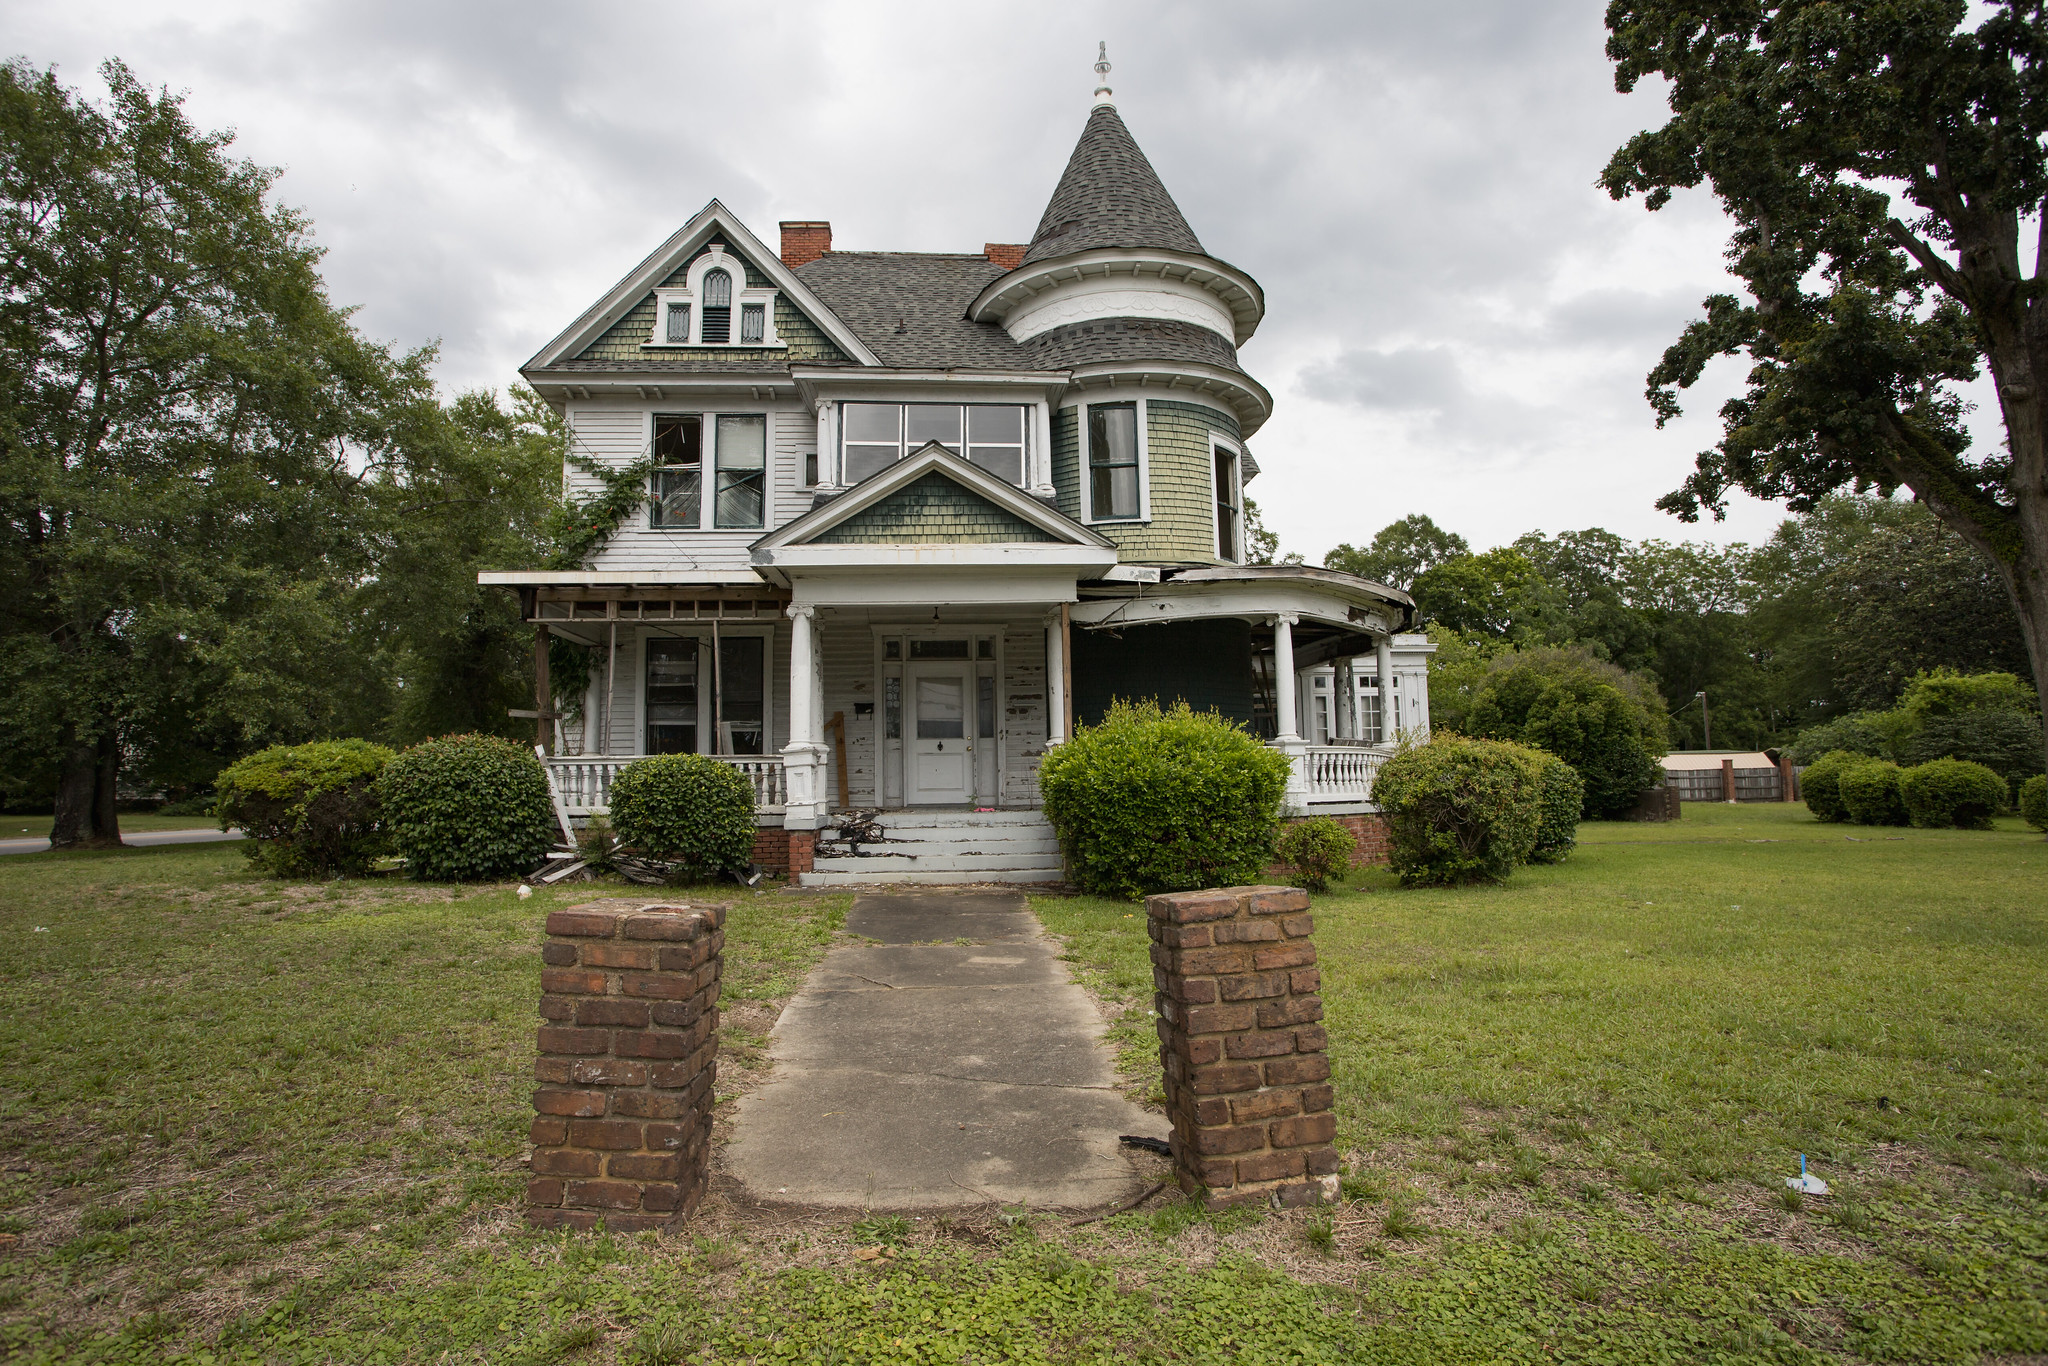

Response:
(545, 755), (787, 816)
(1298, 744), (1389, 806)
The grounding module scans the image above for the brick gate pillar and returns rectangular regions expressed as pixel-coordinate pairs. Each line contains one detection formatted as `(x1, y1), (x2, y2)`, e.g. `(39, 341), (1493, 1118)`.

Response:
(525, 902), (723, 1230)
(1147, 885), (1340, 1209)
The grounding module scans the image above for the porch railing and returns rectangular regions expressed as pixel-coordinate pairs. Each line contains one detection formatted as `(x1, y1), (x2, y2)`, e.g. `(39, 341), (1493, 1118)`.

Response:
(1299, 744), (1390, 806)
(544, 754), (787, 817)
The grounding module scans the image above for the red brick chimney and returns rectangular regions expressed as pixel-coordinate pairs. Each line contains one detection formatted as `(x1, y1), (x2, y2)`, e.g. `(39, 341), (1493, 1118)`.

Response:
(779, 221), (831, 269)
(984, 243), (1026, 270)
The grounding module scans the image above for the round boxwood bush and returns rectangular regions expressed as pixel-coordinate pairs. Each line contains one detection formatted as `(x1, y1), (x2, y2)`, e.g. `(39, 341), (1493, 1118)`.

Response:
(215, 739), (394, 878)
(1039, 699), (1292, 899)
(1372, 734), (1546, 887)
(1839, 759), (1909, 826)
(379, 733), (560, 881)
(1799, 750), (1867, 823)
(1899, 758), (2008, 830)
(1527, 752), (1585, 865)
(2020, 774), (2048, 832)
(607, 753), (758, 881)
(1275, 817), (1354, 892)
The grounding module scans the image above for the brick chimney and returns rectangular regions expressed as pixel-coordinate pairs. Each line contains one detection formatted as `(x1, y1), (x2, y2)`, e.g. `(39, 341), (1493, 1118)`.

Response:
(779, 221), (831, 269)
(984, 243), (1027, 270)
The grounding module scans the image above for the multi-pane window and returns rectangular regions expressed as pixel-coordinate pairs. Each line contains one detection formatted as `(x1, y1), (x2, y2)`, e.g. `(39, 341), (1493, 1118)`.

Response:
(650, 415), (702, 529)
(838, 403), (1030, 487)
(650, 413), (766, 529)
(1087, 402), (1140, 520)
(714, 415), (766, 528)
(700, 269), (732, 344)
(1214, 445), (1241, 561)
(665, 301), (691, 344)
(645, 638), (698, 754)
(740, 302), (766, 344)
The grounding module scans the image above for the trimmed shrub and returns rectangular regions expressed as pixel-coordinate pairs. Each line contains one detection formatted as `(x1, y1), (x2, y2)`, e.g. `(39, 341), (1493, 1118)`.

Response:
(1527, 753), (1585, 864)
(215, 739), (394, 878)
(1039, 699), (1292, 899)
(1372, 735), (1546, 887)
(379, 734), (559, 881)
(1275, 817), (1355, 892)
(2020, 774), (2048, 832)
(156, 794), (215, 817)
(1899, 758), (2008, 830)
(1903, 708), (2045, 795)
(1839, 759), (1909, 826)
(607, 754), (758, 881)
(1800, 750), (1867, 823)
(1462, 660), (1665, 819)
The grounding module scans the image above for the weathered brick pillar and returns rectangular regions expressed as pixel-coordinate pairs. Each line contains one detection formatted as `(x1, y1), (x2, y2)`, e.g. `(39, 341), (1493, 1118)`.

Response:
(1147, 885), (1339, 1209)
(526, 902), (724, 1231)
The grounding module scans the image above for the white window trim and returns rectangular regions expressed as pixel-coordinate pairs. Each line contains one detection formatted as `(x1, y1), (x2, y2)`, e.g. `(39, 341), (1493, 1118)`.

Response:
(645, 244), (786, 349)
(647, 409), (775, 532)
(1210, 431), (1244, 563)
(833, 400), (1034, 489)
(634, 624), (778, 757)
(1076, 396), (1150, 525)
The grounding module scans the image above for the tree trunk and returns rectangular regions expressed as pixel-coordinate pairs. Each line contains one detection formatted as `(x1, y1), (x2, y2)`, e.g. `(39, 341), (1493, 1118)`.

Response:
(48, 721), (123, 849)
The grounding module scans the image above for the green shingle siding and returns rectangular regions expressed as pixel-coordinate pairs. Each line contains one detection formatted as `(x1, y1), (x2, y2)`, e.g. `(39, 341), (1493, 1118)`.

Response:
(813, 472), (1057, 544)
(1049, 398), (1240, 567)
(572, 246), (849, 365)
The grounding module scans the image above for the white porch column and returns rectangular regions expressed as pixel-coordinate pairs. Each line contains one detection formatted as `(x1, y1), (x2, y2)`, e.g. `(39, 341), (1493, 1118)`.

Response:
(1375, 634), (1396, 744)
(1045, 608), (1069, 746)
(1272, 614), (1309, 814)
(782, 604), (828, 829)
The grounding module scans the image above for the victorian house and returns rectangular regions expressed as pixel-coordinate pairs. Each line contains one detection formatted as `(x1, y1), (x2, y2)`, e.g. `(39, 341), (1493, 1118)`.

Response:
(486, 59), (1435, 884)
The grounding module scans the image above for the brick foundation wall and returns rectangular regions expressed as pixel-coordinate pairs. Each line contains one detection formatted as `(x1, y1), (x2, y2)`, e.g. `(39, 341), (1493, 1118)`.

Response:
(1147, 885), (1339, 1210)
(1269, 813), (1389, 880)
(747, 827), (815, 878)
(527, 903), (724, 1231)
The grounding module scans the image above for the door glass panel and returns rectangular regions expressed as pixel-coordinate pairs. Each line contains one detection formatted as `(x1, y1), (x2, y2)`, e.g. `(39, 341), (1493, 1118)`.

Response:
(719, 636), (765, 754)
(645, 638), (698, 754)
(977, 675), (995, 738)
(916, 677), (965, 739)
(884, 676), (901, 739)
(909, 639), (970, 660)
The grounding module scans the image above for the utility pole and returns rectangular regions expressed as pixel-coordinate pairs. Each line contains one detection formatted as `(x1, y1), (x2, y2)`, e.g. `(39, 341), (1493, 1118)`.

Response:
(1695, 691), (1711, 750)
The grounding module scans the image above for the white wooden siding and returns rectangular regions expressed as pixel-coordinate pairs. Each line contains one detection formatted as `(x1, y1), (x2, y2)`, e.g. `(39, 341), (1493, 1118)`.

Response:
(818, 621), (879, 807)
(1002, 624), (1048, 808)
(565, 402), (818, 576)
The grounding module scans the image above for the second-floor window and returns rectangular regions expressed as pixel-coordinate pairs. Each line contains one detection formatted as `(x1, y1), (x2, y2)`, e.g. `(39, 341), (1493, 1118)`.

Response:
(1087, 402), (1140, 520)
(840, 403), (1030, 486)
(1214, 444), (1241, 561)
(649, 412), (767, 530)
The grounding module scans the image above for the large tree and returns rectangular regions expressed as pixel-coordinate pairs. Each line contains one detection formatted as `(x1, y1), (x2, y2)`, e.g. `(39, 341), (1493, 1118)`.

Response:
(1325, 513), (1470, 591)
(1603, 0), (2048, 768)
(0, 60), (425, 845)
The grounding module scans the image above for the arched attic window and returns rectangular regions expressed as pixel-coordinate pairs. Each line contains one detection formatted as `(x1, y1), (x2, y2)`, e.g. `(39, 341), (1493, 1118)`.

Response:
(647, 246), (779, 348)
(701, 269), (732, 344)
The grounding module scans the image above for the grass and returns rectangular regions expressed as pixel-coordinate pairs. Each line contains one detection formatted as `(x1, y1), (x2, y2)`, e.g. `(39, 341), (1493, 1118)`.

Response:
(0, 804), (2042, 1363)
(1035, 802), (2048, 1362)
(0, 814), (223, 838)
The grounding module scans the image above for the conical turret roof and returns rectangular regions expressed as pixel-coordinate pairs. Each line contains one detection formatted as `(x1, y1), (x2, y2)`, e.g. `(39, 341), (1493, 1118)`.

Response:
(1021, 104), (1204, 266)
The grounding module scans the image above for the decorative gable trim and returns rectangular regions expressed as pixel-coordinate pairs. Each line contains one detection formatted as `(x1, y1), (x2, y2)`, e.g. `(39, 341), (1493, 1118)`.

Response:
(754, 441), (1114, 551)
(524, 200), (880, 371)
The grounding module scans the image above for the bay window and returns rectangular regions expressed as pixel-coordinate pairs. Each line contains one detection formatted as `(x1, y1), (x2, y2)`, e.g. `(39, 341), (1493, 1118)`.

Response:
(1087, 402), (1140, 520)
(1214, 442), (1242, 561)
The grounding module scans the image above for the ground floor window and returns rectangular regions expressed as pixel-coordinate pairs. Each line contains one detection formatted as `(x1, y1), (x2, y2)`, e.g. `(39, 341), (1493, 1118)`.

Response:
(645, 638), (698, 754)
(719, 635), (766, 754)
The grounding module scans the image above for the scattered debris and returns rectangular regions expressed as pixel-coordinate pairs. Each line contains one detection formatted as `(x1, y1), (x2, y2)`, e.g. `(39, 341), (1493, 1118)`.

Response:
(1786, 1153), (1829, 1195)
(1070, 1181), (1169, 1226)
(1119, 1134), (1172, 1156)
(851, 1244), (898, 1262)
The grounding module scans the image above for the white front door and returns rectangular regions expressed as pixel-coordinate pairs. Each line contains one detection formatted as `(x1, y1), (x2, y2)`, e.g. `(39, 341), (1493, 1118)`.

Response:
(908, 665), (974, 804)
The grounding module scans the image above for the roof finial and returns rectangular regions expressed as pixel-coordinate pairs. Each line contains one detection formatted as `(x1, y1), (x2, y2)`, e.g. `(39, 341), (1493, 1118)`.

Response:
(1093, 41), (1114, 107)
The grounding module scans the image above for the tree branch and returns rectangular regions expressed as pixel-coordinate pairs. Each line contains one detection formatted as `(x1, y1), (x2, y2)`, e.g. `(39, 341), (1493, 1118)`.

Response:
(1886, 219), (1970, 301)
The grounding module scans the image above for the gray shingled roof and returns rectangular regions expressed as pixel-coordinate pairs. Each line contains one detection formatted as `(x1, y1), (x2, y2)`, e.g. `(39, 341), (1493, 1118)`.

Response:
(795, 253), (1033, 369)
(1022, 105), (1204, 267)
(1024, 317), (1241, 374)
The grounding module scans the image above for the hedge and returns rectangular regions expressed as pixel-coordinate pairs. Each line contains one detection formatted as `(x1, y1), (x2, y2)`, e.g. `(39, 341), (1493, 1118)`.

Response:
(1275, 817), (1354, 892)
(1800, 750), (1866, 823)
(1839, 759), (1909, 827)
(379, 734), (559, 881)
(1527, 752), (1585, 865)
(1899, 758), (2008, 830)
(214, 739), (394, 878)
(2021, 774), (2048, 832)
(608, 754), (758, 882)
(1039, 699), (1291, 899)
(1372, 734), (1546, 886)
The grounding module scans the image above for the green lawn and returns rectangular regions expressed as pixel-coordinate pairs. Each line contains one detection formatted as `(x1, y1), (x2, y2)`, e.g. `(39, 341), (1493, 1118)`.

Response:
(0, 807), (2042, 1363)
(0, 814), (222, 838)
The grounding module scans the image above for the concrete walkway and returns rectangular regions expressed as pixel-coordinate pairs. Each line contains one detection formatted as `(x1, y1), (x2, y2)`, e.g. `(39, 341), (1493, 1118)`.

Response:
(0, 829), (245, 856)
(727, 891), (1167, 1210)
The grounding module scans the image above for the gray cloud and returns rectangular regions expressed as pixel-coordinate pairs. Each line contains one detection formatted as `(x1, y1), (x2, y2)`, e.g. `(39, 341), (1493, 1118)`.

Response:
(4, 0), (1794, 552)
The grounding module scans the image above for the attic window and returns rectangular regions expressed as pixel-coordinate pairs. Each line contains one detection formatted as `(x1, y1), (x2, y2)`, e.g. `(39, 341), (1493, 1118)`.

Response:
(701, 270), (732, 344)
(740, 302), (765, 344)
(665, 302), (691, 344)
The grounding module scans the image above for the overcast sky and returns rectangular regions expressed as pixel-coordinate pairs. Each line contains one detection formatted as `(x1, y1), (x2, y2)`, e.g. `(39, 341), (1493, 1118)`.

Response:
(9, 0), (1940, 560)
